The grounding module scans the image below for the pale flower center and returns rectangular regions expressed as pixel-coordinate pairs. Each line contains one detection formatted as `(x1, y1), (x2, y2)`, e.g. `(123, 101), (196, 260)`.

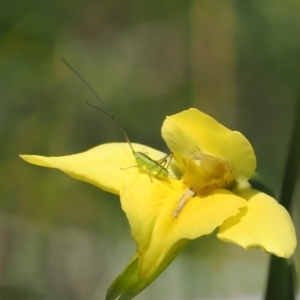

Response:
(183, 154), (235, 194)
(172, 153), (235, 217)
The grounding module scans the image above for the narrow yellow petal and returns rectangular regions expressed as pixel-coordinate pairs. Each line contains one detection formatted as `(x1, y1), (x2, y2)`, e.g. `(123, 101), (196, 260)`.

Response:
(217, 188), (297, 258)
(121, 176), (247, 278)
(162, 108), (256, 182)
(20, 143), (168, 195)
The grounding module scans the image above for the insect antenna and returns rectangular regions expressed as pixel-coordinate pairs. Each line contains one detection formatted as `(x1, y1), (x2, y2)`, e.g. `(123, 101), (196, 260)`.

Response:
(61, 58), (136, 155)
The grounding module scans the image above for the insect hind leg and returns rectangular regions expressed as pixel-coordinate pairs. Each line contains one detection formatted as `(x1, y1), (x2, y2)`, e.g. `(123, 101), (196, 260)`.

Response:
(143, 152), (174, 182)
(154, 152), (173, 178)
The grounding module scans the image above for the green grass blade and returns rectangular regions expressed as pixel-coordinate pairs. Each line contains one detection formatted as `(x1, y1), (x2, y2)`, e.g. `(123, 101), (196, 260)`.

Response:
(264, 256), (296, 300)
(264, 87), (300, 300)
(279, 88), (300, 211)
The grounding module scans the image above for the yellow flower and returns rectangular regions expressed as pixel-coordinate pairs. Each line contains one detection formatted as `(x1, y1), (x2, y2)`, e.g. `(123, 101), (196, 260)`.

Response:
(20, 108), (296, 299)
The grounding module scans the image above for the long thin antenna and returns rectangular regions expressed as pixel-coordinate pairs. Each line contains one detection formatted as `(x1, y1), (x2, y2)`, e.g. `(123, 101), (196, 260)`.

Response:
(61, 58), (135, 154)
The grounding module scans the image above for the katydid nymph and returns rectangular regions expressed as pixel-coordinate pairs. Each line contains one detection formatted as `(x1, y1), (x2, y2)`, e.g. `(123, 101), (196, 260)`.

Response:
(61, 59), (173, 181)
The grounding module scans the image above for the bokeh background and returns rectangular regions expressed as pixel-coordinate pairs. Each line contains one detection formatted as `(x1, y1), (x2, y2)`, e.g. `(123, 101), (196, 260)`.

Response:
(1, 0), (300, 299)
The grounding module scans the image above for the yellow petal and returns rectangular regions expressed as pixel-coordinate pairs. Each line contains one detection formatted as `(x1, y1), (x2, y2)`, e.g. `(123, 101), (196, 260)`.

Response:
(217, 188), (297, 258)
(161, 108), (256, 182)
(20, 143), (168, 195)
(121, 176), (247, 278)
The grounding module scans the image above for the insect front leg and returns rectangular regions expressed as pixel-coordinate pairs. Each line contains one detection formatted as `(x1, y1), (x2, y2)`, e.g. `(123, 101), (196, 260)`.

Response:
(121, 165), (139, 171)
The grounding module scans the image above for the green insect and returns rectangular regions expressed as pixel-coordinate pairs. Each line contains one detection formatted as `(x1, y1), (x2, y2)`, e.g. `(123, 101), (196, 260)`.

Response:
(62, 59), (173, 181)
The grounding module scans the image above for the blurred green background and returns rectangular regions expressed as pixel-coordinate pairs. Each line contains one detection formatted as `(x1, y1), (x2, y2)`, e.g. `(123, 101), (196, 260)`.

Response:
(1, 0), (300, 299)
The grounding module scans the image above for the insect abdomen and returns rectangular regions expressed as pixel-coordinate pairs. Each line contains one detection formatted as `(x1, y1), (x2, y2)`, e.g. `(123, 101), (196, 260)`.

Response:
(135, 152), (168, 177)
